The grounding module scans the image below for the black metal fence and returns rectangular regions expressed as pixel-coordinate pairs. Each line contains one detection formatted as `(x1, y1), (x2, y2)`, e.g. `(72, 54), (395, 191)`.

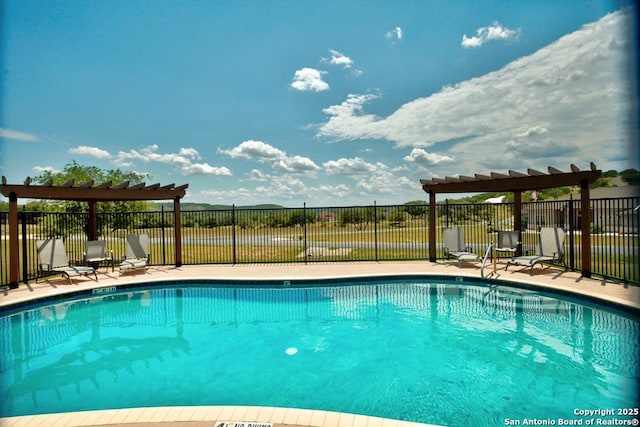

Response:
(1, 198), (638, 286)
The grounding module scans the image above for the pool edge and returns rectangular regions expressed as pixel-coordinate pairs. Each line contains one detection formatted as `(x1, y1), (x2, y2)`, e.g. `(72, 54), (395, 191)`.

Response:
(0, 405), (445, 427)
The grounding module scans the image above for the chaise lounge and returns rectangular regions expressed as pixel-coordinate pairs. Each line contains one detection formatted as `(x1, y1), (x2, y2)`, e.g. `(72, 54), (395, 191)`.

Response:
(442, 227), (481, 265)
(37, 238), (98, 284)
(506, 227), (567, 275)
(120, 234), (150, 275)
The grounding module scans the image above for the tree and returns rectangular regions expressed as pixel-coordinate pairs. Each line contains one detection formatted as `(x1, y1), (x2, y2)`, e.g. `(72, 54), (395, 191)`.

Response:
(32, 161), (153, 235)
(388, 208), (407, 225)
(403, 200), (427, 217)
(620, 169), (640, 185)
(33, 161), (151, 213)
(338, 207), (375, 230)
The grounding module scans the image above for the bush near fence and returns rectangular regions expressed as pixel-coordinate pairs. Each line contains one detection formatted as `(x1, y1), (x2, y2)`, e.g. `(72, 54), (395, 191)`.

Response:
(1, 198), (638, 286)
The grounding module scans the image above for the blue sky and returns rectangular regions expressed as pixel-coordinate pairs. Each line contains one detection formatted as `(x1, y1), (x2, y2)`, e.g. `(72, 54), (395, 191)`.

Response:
(1, 0), (638, 207)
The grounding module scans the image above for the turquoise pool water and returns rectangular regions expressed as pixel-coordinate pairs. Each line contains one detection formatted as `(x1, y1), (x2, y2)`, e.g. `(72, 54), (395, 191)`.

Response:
(1, 279), (638, 426)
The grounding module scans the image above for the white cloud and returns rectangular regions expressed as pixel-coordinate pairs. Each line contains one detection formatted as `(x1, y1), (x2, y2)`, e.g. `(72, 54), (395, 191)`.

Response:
(321, 158), (415, 200)
(248, 169), (269, 181)
(258, 175), (308, 198)
(32, 165), (59, 174)
(178, 147), (201, 160)
(386, 26), (403, 42)
(115, 145), (231, 176)
(316, 9), (634, 174)
(356, 170), (414, 195)
(0, 128), (40, 142)
(116, 144), (191, 167)
(323, 157), (380, 175)
(275, 155), (321, 173)
(515, 126), (548, 138)
(318, 93), (382, 141)
(461, 21), (520, 48)
(404, 148), (453, 167)
(328, 49), (353, 68)
(219, 140), (285, 160)
(200, 187), (255, 202)
(205, 175), (310, 203)
(290, 67), (329, 92)
(183, 163), (232, 176)
(68, 145), (111, 159)
(311, 184), (351, 199)
(219, 140), (320, 174)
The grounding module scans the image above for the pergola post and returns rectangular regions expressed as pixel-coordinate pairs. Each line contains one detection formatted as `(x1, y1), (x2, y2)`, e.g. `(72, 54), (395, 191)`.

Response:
(8, 193), (19, 289)
(173, 196), (182, 267)
(428, 190), (437, 262)
(580, 179), (592, 277)
(88, 200), (98, 241)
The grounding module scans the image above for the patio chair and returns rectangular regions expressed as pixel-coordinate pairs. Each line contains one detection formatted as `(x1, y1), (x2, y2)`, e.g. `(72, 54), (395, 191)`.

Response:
(36, 238), (98, 284)
(120, 234), (150, 275)
(84, 240), (114, 272)
(495, 230), (519, 256)
(506, 227), (567, 275)
(442, 227), (481, 265)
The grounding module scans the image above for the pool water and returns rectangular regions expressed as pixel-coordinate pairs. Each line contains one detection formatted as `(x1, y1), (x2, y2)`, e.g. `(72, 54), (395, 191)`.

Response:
(1, 280), (638, 426)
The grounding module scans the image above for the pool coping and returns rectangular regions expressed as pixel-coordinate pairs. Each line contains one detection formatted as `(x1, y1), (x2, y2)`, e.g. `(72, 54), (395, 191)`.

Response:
(2, 261), (639, 314)
(1, 405), (443, 427)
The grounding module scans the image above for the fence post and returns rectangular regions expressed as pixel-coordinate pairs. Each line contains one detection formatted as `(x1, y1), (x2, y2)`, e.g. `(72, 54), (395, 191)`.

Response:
(374, 201), (378, 261)
(21, 207), (28, 284)
(161, 206), (166, 265)
(445, 199), (450, 228)
(232, 204), (237, 264)
(303, 202), (308, 265)
(568, 194), (574, 270)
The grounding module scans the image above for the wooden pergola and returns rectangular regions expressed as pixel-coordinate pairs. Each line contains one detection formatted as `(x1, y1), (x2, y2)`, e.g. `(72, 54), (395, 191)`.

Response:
(420, 163), (602, 277)
(0, 176), (188, 289)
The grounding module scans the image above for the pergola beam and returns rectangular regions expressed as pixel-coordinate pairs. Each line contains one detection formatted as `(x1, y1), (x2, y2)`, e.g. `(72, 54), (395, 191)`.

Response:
(421, 169), (600, 193)
(0, 183), (186, 201)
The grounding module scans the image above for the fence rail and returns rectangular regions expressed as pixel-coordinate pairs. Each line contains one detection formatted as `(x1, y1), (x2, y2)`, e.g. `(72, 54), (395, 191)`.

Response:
(1, 198), (638, 286)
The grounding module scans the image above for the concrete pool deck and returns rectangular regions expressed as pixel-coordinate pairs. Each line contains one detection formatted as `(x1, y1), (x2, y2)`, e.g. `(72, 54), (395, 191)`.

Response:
(1, 260), (639, 427)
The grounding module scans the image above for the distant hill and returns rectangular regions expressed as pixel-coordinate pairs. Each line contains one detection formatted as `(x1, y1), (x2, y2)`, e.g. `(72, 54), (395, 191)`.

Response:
(152, 202), (285, 211)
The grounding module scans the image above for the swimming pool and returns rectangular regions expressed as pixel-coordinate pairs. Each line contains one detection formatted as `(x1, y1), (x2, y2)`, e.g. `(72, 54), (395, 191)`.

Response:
(1, 278), (638, 426)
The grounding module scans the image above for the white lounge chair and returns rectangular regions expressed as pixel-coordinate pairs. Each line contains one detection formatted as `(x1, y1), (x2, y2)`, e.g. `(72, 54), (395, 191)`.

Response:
(120, 234), (150, 275)
(506, 227), (567, 275)
(37, 238), (97, 284)
(84, 240), (114, 272)
(442, 227), (481, 265)
(495, 230), (519, 256)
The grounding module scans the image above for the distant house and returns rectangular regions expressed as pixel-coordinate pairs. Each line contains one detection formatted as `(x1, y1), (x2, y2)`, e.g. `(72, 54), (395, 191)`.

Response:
(484, 195), (506, 204)
(318, 211), (337, 224)
(590, 186), (639, 234)
(521, 186), (639, 232)
(617, 205), (640, 234)
(522, 203), (567, 230)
